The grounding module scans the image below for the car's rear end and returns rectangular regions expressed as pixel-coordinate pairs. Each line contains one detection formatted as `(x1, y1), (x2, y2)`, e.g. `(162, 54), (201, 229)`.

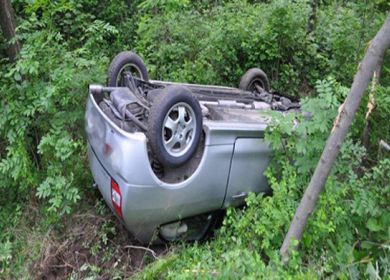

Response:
(86, 93), (157, 241)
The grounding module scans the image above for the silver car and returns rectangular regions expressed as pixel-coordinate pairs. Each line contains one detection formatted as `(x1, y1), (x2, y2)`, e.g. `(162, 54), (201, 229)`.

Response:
(85, 52), (299, 243)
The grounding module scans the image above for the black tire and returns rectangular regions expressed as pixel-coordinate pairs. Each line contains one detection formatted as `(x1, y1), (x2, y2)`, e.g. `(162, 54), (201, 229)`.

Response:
(146, 88), (165, 104)
(239, 68), (270, 93)
(148, 85), (202, 167)
(107, 51), (149, 87)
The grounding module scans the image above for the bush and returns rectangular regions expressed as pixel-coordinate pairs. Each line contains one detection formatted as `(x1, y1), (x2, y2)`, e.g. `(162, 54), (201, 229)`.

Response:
(22, 0), (139, 54)
(314, 1), (385, 85)
(0, 16), (109, 216)
(136, 0), (387, 95)
(136, 0), (321, 93)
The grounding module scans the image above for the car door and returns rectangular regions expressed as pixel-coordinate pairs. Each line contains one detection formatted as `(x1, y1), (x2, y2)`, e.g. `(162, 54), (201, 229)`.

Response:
(223, 138), (271, 207)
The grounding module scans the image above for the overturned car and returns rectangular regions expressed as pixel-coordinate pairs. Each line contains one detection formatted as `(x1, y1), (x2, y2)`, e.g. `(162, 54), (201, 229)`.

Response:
(85, 51), (299, 243)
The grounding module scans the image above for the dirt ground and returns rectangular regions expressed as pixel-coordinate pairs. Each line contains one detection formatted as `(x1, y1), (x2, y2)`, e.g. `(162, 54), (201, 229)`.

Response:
(30, 199), (169, 280)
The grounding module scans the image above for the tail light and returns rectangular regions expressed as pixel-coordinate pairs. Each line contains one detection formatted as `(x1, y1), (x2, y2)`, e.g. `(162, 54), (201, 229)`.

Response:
(111, 178), (123, 219)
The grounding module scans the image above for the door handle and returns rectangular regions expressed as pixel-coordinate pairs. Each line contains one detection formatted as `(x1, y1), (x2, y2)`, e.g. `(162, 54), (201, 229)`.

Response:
(232, 192), (247, 200)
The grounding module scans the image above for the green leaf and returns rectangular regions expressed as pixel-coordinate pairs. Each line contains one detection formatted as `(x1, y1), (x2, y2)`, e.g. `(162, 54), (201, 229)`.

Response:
(366, 218), (383, 232)
(14, 73), (21, 82)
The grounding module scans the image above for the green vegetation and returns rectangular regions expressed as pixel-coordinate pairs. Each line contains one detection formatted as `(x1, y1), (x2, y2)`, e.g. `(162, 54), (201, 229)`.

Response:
(0, 0), (389, 278)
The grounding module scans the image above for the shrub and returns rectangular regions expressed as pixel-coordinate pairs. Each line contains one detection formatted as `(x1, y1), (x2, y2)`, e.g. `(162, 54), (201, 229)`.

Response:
(0, 16), (108, 216)
(136, 0), (321, 94)
(314, 1), (385, 85)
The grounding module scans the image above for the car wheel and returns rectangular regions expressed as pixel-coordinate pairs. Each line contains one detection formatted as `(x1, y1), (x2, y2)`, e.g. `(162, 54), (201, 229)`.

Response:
(239, 68), (270, 93)
(148, 85), (202, 167)
(107, 51), (149, 87)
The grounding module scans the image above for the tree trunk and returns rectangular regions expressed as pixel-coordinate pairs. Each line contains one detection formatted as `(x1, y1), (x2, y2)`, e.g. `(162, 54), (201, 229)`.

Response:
(0, 0), (21, 61)
(307, 0), (319, 34)
(280, 13), (390, 261)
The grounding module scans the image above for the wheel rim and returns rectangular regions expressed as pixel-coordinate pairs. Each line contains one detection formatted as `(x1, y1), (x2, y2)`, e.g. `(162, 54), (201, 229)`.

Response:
(162, 102), (196, 158)
(248, 78), (266, 93)
(116, 63), (144, 86)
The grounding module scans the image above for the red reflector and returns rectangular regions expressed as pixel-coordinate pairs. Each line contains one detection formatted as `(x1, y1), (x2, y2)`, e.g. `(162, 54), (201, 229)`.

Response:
(103, 143), (112, 156)
(111, 178), (123, 219)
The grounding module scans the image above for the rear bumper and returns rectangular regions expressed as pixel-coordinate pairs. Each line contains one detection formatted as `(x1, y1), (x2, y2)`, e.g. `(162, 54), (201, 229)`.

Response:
(87, 140), (234, 243)
(88, 143), (163, 242)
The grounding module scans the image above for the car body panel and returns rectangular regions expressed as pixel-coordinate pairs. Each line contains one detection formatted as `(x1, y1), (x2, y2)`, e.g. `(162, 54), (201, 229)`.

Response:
(87, 93), (252, 242)
(224, 138), (271, 207)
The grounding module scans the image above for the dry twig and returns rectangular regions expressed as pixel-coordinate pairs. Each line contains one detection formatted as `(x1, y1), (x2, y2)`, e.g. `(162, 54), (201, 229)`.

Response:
(123, 245), (158, 259)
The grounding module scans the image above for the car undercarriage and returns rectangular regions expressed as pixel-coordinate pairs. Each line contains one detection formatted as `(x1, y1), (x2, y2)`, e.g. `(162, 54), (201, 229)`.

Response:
(86, 51), (300, 243)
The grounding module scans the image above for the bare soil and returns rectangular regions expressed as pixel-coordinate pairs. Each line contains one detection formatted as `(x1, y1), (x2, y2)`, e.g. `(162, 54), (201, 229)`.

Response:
(30, 198), (168, 280)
